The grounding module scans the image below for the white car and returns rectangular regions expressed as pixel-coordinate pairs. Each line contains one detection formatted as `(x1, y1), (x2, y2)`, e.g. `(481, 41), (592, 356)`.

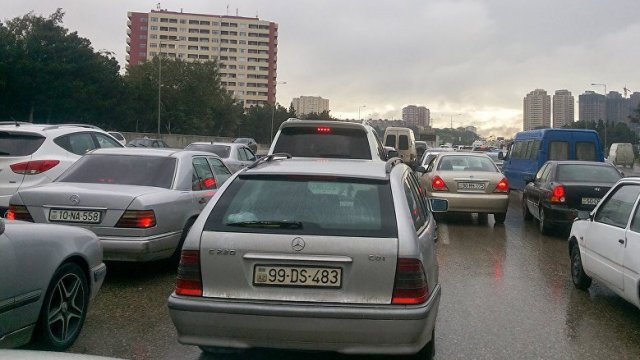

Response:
(107, 131), (127, 146)
(0, 123), (123, 211)
(569, 177), (640, 309)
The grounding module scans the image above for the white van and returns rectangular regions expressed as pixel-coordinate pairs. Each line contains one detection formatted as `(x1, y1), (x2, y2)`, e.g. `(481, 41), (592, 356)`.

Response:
(608, 143), (635, 168)
(383, 127), (417, 164)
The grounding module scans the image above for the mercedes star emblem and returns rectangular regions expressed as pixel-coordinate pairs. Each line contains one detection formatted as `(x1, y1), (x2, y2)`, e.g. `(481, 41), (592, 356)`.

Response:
(291, 237), (306, 252)
(69, 194), (80, 205)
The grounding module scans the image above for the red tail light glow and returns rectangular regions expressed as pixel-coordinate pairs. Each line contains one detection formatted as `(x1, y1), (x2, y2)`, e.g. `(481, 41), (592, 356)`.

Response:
(550, 185), (566, 203)
(5, 205), (34, 222)
(316, 127), (331, 133)
(494, 178), (509, 193)
(202, 177), (216, 188)
(115, 210), (156, 228)
(10, 160), (60, 175)
(392, 258), (429, 305)
(431, 176), (449, 191)
(176, 250), (203, 296)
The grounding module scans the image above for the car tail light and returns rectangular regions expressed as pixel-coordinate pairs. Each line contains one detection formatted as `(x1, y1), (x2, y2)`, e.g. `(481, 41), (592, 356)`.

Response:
(176, 250), (203, 296)
(494, 178), (509, 193)
(5, 205), (34, 222)
(10, 160), (60, 175)
(431, 176), (449, 191)
(316, 127), (331, 133)
(550, 185), (566, 203)
(392, 258), (429, 305)
(115, 210), (156, 228)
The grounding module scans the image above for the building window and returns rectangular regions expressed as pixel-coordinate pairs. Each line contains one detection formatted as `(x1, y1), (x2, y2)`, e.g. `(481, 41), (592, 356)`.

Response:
(180, 19), (186, 24)
(138, 52), (146, 56)
(150, 34), (158, 39)
(139, 34), (147, 40)
(188, 45), (198, 50)
(188, 54), (198, 59)
(150, 17), (158, 22)
(140, 26), (148, 31)
(200, 46), (209, 51)
(240, 32), (247, 36)
(149, 51), (157, 56)
(199, 55), (209, 59)
(150, 43), (157, 48)
(188, 37), (198, 42)
(200, 38), (209, 42)
(160, 26), (168, 31)
(150, 26), (158, 31)
(138, 43), (146, 48)
(169, 18), (178, 23)
(141, 18), (148, 22)
(189, 20), (199, 25)
(178, 53), (184, 58)
(160, 18), (168, 23)
(179, 36), (186, 41)
(178, 44), (186, 49)
(200, 21), (210, 25)
(168, 27), (177, 32)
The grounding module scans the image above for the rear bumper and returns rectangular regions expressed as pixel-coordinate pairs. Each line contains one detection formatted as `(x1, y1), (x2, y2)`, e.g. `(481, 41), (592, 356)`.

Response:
(168, 284), (440, 355)
(99, 231), (181, 261)
(429, 192), (509, 213)
(546, 205), (579, 226)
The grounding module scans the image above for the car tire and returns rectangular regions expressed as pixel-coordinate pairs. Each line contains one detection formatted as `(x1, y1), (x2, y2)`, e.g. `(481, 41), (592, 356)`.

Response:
(408, 330), (435, 360)
(571, 245), (592, 290)
(171, 218), (196, 264)
(478, 213), (489, 224)
(35, 262), (89, 351)
(522, 197), (532, 221)
(538, 208), (552, 235)
(494, 212), (507, 224)
(199, 346), (243, 356)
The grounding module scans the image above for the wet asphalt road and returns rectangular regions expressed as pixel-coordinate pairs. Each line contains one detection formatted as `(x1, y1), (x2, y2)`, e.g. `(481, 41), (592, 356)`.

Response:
(66, 191), (640, 360)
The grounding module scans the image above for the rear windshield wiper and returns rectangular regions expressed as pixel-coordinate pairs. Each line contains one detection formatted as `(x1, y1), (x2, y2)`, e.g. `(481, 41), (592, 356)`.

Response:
(225, 220), (303, 229)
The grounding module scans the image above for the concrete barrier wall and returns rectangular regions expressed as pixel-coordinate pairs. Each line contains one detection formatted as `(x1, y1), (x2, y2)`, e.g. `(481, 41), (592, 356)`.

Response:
(120, 132), (270, 152)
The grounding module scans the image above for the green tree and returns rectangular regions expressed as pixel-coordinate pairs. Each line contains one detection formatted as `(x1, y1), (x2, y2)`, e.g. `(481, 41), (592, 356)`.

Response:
(300, 110), (334, 120)
(122, 57), (243, 135)
(0, 9), (122, 124)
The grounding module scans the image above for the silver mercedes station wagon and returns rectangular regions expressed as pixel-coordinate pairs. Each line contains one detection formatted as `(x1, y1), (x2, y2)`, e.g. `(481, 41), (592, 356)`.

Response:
(168, 155), (447, 359)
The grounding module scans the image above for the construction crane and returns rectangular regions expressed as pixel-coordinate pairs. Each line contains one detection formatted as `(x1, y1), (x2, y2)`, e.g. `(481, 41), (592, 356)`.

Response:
(624, 86), (632, 97)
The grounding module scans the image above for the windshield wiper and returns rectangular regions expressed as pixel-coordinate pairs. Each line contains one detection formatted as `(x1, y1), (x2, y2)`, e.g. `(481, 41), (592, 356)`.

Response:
(225, 220), (303, 229)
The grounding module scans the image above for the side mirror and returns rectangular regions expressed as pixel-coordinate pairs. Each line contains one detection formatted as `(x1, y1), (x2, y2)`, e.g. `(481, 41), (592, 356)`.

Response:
(576, 211), (591, 221)
(430, 198), (449, 213)
(498, 151), (504, 160)
(415, 166), (426, 173)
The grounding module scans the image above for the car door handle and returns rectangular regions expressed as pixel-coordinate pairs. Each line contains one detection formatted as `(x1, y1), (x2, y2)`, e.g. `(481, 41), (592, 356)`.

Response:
(198, 198), (207, 204)
(618, 239), (625, 244)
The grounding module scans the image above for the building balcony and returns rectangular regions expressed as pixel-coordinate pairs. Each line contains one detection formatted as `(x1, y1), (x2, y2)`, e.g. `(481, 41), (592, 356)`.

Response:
(127, 19), (132, 28)
(126, 45), (130, 53)
(126, 37), (131, 44)
(125, 54), (130, 61)
(126, 28), (131, 35)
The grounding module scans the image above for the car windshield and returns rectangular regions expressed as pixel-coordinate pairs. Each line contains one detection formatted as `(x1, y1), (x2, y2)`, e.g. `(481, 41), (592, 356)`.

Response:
(185, 144), (231, 158)
(204, 175), (397, 237)
(557, 164), (622, 183)
(437, 155), (497, 172)
(0, 131), (45, 156)
(57, 154), (176, 188)
(273, 127), (371, 159)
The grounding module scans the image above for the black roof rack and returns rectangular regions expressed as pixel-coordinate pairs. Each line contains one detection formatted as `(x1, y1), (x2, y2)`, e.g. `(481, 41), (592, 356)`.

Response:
(0, 121), (32, 126)
(385, 157), (404, 173)
(247, 153), (292, 169)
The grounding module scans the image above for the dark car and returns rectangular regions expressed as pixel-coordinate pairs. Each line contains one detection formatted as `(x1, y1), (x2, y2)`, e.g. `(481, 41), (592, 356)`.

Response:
(522, 160), (623, 234)
(233, 137), (258, 153)
(126, 138), (170, 148)
(416, 141), (428, 159)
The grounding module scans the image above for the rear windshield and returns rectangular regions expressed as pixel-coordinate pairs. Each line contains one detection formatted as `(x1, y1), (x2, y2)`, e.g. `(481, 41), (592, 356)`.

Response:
(384, 135), (396, 148)
(204, 175), (397, 237)
(437, 155), (497, 172)
(273, 127), (372, 159)
(57, 154), (176, 188)
(576, 142), (596, 161)
(557, 164), (621, 183)
(0, 132), (45, 156)
(398, 135), (409, 150)
(185, 144), (230, 158)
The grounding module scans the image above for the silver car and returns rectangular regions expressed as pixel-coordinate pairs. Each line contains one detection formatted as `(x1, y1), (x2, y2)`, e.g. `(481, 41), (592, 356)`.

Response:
(0, 218), (106, 350)
(7, 148), (232, 262)
(168, 155), (447, 359)
(185, 142), (257, 173)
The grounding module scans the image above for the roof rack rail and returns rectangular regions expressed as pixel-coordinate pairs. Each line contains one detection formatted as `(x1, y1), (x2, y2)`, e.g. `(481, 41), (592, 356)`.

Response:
(385, 157), (404, 173)
(42, 124), (103, 131)
(0, 121), (32, 126)
(248, 153), (292, 169)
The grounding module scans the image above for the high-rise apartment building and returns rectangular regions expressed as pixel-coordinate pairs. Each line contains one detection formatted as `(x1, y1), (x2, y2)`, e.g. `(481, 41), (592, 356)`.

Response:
(126, 9), (278, 108)
(606, 91), (631, 125)
(291, 96), (330, 116)
(552, 90), (574, 128)
(402, 105), (430, 127)
(578, 91), (606, 123)
(523, 89), (551, 130)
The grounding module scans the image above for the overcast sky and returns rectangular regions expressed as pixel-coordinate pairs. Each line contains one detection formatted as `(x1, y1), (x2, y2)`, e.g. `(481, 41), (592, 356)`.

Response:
(4, 0), (640, 137)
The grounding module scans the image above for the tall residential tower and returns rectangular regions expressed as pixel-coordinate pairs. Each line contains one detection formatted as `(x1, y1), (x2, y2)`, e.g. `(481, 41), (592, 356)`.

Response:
(552, 90), (574, 128)
(127, 9), (278, 108)
(523, 89), (551, 130)
(402, 105), (430, 127)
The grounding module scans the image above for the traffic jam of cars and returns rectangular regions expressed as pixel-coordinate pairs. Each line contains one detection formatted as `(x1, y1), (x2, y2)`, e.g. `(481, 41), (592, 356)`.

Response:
(1, 121), (639, 359)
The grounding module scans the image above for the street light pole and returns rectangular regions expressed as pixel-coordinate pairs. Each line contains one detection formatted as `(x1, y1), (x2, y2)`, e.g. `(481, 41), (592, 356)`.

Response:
(591, 83), (608, 151)
(270, 81), (287, 142)
(157, 50), (162, 138)
(358, 105), (366, 120)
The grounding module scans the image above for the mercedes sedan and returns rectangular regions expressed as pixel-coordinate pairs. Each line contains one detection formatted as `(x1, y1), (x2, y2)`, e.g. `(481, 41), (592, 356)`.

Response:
(0, 218), (105, 351)
(7, 148), (232, 262)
